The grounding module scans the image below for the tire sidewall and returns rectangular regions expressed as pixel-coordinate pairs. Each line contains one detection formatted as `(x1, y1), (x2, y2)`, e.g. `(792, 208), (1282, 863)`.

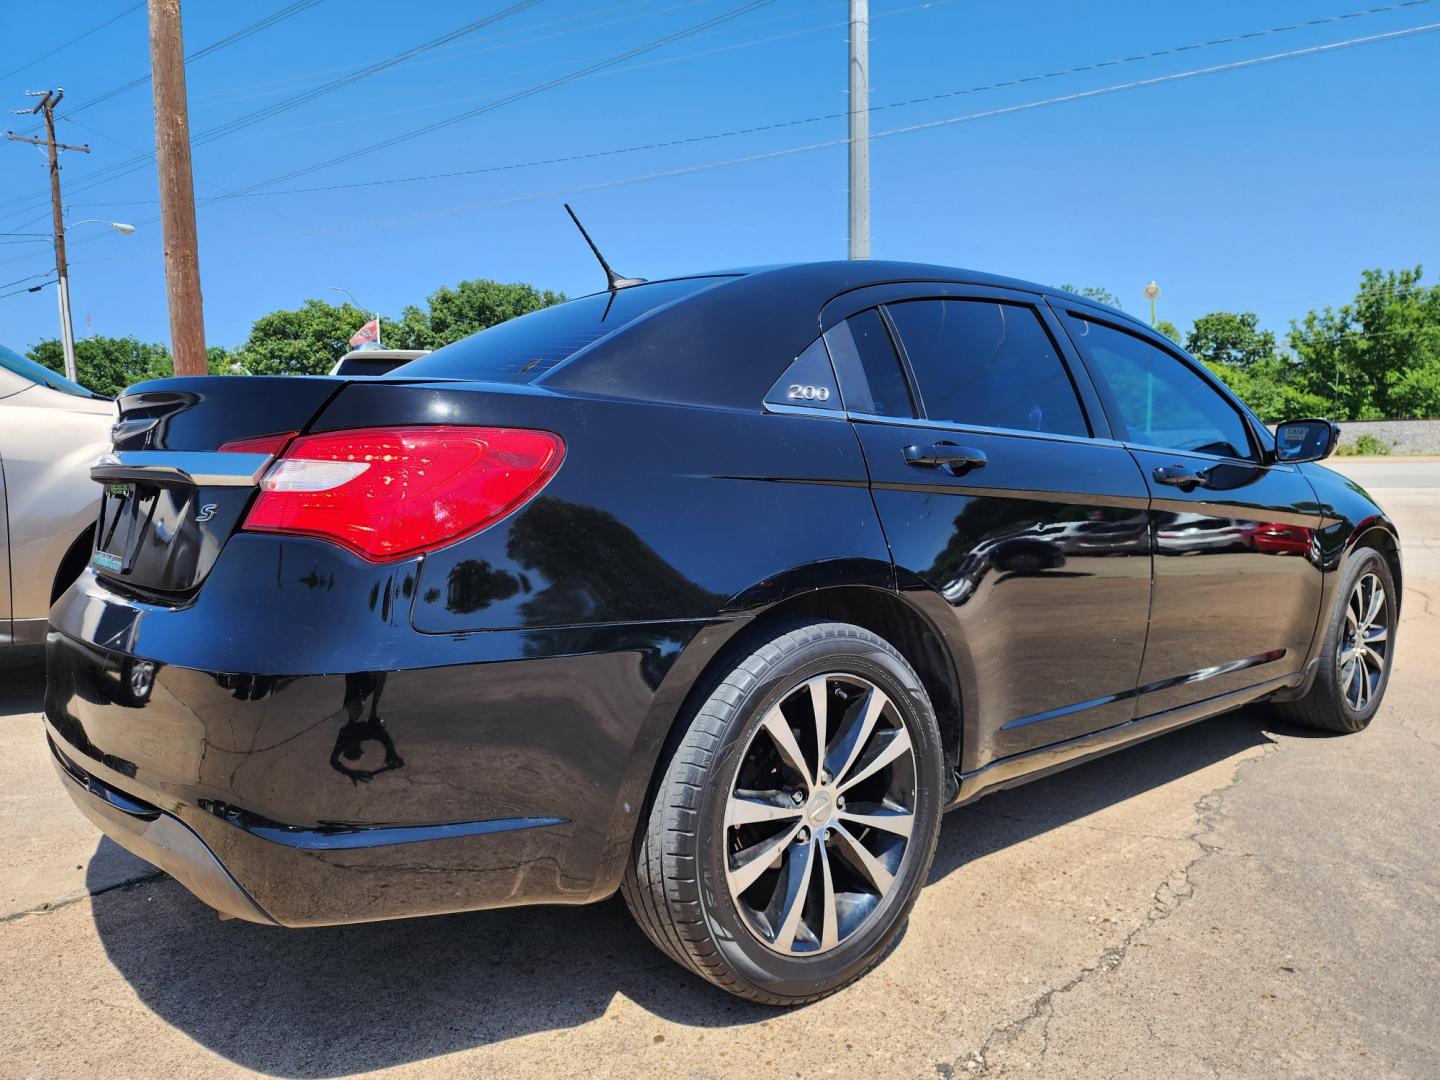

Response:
(690, 628), (945, 999)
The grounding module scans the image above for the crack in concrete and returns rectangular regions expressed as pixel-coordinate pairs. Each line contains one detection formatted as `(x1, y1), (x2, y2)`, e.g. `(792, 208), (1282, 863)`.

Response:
(952, 737), (1283, 1076)
(1, 869), (167, 925)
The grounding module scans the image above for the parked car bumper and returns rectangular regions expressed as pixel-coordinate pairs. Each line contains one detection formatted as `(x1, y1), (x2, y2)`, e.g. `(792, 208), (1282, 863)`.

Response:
(44, 566), (745, 926)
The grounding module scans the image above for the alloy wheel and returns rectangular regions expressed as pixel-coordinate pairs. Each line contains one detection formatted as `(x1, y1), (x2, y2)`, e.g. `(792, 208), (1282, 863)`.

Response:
(723, 673), (918, 956)
(1338, 572), (1390, 711)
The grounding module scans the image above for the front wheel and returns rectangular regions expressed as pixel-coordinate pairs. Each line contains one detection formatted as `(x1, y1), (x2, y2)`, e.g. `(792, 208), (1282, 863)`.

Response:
(1278, 545), (1398, 733)
(622, 620), (945, 1004)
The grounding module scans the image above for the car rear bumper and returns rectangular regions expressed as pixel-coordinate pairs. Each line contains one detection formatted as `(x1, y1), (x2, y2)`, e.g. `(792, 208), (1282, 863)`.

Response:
(44, 570), (745, 925)
(50, 739), (275, 924)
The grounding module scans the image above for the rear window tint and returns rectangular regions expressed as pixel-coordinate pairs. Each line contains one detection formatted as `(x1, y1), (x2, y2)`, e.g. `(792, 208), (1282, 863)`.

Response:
(396, 277), (734, 383)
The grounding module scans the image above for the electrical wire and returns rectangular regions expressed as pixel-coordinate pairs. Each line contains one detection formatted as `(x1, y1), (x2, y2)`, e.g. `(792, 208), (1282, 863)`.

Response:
(191, 20), (1440, 239)
(0, 2), (144, 83)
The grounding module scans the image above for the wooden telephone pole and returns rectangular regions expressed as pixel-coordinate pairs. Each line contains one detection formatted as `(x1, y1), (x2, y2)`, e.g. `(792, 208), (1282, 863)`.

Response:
(6, 89), (90, 382)
(148, 0), (207, 376)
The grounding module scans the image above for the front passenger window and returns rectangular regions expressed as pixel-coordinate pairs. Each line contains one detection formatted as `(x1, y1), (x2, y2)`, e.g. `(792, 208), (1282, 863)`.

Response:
(1063, 315), (1254, 459)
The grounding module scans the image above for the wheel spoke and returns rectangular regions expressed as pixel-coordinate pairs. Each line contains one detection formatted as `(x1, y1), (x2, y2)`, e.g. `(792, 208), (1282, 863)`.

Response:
(806, 675), (830, 784)
(826, 685), (888, 789)
(830, 822), (894, 894)
(1362, 581), (1385, 629)
(817, 838), (839, 951)
(838, 803), (914, 838)
(728, 820), (803, 897)
(1363, 625), (1388, 647)
(837, 726), (912, 794)
(727, 792), (805, 828)
(772, 837), (816, 952)
(760, 708), (813, 790)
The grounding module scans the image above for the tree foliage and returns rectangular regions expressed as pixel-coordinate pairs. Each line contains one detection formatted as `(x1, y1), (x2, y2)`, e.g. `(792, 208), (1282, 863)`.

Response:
(1185, 311), (1277, 370)
(236, 298), (373, 376)
(1059, 283), (1123, 310)
(29, 335), (173, 397)
(1286, 267), (1440, 420)
(384, 279), (565, 351)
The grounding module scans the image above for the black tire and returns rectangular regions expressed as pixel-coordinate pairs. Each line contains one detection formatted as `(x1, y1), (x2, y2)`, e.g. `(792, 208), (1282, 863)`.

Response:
(1278, 545), (1397, 733)
(621, 619), (945, 1005)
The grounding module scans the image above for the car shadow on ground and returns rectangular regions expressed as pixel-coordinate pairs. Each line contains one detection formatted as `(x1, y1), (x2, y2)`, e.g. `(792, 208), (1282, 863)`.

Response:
(79, 706), (1278, 1077)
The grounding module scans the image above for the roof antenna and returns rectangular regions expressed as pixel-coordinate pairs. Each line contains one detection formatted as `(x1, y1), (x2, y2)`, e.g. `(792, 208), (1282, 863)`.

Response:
(565, 203), (646, 291)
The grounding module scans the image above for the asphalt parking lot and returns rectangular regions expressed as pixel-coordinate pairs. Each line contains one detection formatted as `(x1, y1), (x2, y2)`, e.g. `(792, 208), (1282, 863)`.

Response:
(2, 459), (1436, 1079)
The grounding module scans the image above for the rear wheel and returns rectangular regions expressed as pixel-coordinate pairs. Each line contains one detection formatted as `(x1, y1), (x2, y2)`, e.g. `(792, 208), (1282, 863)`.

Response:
(1279, 546), (1397, 733)
(621, 620), (945, 1004)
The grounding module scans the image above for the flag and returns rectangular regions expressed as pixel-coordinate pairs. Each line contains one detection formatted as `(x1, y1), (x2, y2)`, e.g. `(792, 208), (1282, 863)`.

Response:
(349, 318), (380, 348)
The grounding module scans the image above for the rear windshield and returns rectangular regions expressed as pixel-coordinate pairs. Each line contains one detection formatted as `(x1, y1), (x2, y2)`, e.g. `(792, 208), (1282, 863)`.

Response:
(395, 277), (733, 383)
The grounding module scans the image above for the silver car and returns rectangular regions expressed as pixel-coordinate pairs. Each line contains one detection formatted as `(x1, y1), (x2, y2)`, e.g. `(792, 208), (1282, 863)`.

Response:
(0, 344), (113, 650)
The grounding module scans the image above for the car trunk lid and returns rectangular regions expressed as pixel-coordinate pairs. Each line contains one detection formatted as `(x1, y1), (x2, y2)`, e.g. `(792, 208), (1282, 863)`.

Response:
(89, 376), (345, 595)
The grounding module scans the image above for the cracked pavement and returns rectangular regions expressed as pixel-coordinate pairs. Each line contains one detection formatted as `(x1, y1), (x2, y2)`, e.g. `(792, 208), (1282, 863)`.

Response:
(1, 459), (1436, 1079)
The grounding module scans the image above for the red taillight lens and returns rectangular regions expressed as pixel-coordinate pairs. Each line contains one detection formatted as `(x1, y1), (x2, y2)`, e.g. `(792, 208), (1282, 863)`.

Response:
(219, 431), (297, 456)
(242, 426), (564, 561)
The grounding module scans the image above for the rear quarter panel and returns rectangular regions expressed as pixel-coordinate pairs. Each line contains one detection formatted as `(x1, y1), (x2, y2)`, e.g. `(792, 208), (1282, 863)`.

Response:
(310, 382), (894, 632)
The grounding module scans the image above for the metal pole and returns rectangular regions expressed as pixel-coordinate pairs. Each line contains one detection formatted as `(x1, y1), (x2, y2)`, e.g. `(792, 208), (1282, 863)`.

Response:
(148, 0), (208, 376)
(848, 0), (869, 260)
(56, 275), (78, 383)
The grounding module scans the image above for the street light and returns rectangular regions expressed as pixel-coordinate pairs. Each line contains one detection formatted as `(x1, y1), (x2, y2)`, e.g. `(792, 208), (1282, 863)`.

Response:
(67, 219), (135, 235)
(1143, 280), (1162, 327)
(51, 219), (137, 381)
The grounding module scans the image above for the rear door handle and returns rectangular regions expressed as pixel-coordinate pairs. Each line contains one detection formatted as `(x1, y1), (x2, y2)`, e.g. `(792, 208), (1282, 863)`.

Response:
(903, 441), (987, 475)
(1152, 463), (1210, 492)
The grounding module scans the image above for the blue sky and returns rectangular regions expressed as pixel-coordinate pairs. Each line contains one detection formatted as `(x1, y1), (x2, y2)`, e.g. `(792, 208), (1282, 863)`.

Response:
(1, 0), (1436, 352)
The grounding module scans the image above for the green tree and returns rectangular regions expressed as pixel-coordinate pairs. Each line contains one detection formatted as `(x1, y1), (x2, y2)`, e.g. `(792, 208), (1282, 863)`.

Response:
(1288, 267), (1440, 420)
(1155, 319), (1181, 345)
(387, 278), (566, 350)
(1185, 311), (1277, 370)
(1059, 283), (1123, 310)
(236, 298), (372, 376)
(29, 335), (173, 397)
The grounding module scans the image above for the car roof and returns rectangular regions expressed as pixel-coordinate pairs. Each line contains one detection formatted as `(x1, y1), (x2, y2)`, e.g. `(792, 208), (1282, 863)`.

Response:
(544, 260), (1150, 409)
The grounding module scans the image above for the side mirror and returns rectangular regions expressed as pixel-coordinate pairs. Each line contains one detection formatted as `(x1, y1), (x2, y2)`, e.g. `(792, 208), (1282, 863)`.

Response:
(1274, 418), (1340, 464)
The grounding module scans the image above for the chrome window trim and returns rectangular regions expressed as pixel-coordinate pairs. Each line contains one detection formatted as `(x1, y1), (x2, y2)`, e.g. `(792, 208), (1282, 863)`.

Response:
(844, 410), (1125, 450)
(761, 401), (847, 420)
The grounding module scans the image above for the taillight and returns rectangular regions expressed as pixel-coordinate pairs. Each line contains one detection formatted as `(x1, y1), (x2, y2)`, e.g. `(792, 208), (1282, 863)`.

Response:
(218, 431), (297, 456)
(242, 426), (564, 561)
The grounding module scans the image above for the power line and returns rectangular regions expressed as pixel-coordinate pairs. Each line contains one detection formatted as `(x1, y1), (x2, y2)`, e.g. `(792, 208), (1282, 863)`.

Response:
(96, 0), (1428, 206)
(7, 1), (326, 134)
(0, 0), (546, 221)
(0, 0), (334, 218)
(0, 2), (144, 83)
(213, 0), (778, 201)
(197, 19), (1440, 243)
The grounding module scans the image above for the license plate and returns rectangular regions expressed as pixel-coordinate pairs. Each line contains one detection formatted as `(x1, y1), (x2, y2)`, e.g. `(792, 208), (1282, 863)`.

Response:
(92, 482), (154, 575)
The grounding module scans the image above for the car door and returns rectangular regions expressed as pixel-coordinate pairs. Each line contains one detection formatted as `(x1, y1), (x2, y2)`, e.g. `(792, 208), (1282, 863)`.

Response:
(823, 284), (1153, 770)
(1053, 304), (1324, 717)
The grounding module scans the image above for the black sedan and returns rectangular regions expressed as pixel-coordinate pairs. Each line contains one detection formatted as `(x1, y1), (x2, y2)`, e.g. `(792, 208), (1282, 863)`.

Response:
(45, 261), (1400, 1004)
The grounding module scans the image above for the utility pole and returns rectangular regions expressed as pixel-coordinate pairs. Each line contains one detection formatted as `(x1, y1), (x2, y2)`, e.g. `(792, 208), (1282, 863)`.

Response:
(148, 0), (207, 376)
(848, 0), (870, 260)
(6, 89), (90, 382)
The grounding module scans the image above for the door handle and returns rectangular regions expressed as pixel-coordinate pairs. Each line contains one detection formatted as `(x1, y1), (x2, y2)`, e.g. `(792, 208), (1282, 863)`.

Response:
(903, 441), (987, 475)
(1152, 463), (1210, 492)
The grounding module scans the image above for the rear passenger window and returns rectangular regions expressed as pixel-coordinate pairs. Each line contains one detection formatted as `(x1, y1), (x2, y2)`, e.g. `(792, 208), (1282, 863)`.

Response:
(824, 309), (914, 418)
(886, 299), (1089, 437)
